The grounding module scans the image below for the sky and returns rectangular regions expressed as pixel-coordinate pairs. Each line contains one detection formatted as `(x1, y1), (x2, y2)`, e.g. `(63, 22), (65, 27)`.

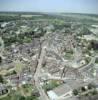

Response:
(0, 0), (98, 14)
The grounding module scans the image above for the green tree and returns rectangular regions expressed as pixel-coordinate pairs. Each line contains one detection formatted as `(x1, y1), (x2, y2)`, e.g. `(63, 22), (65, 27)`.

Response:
(88, 83), (96, 89)
(19, 96), (25, 100)
(92, 90), (97, 95)
(73, 89), (78, 96)
(0, 75), (4, 83)
(81, 87), (86, 92)
(0, 56), (2, 63)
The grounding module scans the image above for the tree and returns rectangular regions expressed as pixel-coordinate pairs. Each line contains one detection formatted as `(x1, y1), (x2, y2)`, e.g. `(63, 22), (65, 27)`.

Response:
(19, 96), (25, 100)
(0, 43), (2, 46)
(81, 87), (86, 92)
(92, 90), (97, 95)
(0, 75), (4, 83)
(73, 89), (78, 96)
(88, 83), (96, 89)
(12, 70), (17, 75)
(0, 56), (2, 63)
(26, 96), (38, 100)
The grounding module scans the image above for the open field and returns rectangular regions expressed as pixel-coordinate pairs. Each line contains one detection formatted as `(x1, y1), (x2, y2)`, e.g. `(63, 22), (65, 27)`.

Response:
(21, 14), (43, 18)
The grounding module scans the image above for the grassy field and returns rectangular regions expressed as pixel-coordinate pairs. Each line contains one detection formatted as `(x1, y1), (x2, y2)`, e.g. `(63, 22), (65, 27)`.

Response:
(21, 14), (43, 18)
(14, 60), (25, 73)
(19, 84), (33, 97)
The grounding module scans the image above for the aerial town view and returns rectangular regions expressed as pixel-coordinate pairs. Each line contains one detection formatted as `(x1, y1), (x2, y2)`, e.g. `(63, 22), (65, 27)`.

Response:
(0, 0), (98, 100)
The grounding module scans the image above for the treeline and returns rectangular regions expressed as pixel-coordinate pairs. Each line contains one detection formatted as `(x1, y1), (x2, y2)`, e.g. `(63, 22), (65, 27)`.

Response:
(0, 15), (21, 22)
(0, 15), (54, 22)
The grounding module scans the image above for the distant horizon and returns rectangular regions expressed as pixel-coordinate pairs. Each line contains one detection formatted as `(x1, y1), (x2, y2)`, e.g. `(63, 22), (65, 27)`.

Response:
(0, 0), (98, 14)
(0, 11), (98, 15)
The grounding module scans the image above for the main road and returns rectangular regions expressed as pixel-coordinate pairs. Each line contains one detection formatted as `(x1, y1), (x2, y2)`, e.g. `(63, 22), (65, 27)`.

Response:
(34, 46), (49, 100)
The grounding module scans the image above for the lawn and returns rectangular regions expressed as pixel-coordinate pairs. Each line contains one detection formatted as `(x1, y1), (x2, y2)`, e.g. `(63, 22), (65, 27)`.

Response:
(20, 84), (33, 97)
(43, 80), (62, 91)
(14, 60), (25, 73)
